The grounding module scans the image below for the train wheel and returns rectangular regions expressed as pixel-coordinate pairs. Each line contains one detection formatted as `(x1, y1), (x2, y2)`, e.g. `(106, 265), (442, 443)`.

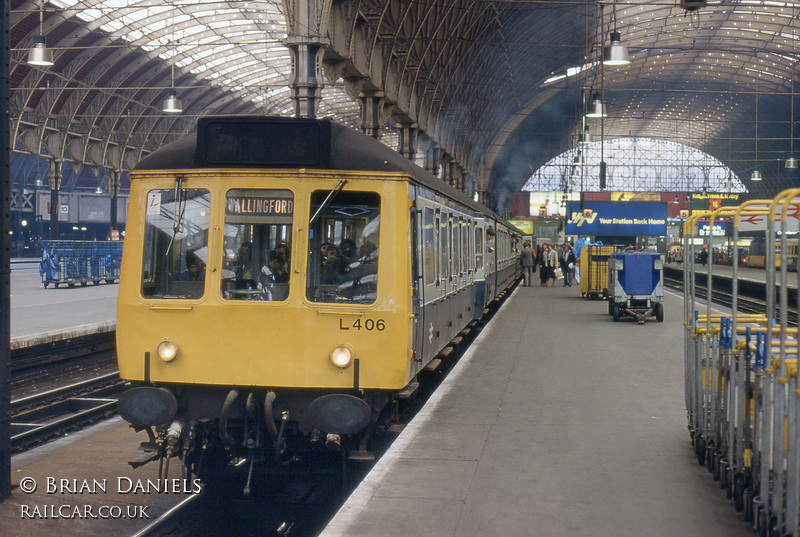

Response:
(611, 303), (621, 322)
(655, 303), (664, 322)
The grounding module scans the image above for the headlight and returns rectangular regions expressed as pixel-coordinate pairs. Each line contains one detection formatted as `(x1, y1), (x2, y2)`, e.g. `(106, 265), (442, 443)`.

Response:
(330, 346), (353, 369)
(157, 340), (179, 362)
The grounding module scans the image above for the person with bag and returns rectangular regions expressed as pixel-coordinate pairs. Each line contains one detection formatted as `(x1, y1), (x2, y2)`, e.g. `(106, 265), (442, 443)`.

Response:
(561, 243), (575, 287)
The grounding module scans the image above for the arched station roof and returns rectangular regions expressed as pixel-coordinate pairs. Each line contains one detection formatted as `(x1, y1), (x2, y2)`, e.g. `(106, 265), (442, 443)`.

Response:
(9, 0), (800, 211)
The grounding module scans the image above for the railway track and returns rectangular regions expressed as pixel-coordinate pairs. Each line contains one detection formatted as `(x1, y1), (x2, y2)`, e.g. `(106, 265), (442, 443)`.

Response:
(10, 371), (126, 452)
(663, 273), (797, 325)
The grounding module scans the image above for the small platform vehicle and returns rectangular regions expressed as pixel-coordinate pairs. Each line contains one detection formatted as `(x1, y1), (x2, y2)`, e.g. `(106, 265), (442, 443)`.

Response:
(607, 251), (664, 323)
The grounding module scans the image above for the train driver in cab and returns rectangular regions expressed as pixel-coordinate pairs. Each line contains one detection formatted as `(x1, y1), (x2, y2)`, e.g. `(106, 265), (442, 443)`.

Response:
(179, 247), (206, 281)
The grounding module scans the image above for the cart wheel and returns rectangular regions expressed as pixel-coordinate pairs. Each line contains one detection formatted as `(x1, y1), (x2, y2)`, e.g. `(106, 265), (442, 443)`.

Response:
(655, 303), (664, 322)
(612, 303), (621, 322)
(734, 474), (745, 512)
(695, 436), (706, 465)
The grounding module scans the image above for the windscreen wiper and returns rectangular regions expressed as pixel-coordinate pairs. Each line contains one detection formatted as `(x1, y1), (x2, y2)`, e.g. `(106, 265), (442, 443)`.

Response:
(309, 178), (347, 225)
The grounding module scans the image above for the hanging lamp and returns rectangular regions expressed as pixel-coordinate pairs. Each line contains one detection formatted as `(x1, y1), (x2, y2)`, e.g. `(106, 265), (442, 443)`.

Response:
(603, 1), (630, 66)
(787, 82), (797, 169)
(585, 93), (606, 118)
(162, 6), (182, 114)
(27, 1), (54, 67)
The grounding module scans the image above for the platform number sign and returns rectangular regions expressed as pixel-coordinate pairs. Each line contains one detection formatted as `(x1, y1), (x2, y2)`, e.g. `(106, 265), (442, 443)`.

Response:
(60, 204), (69, 214)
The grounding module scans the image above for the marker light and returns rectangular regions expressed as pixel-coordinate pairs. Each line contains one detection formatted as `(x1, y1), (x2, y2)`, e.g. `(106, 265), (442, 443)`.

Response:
(330, 346), (353, 369)
(157, 340), (179, 362)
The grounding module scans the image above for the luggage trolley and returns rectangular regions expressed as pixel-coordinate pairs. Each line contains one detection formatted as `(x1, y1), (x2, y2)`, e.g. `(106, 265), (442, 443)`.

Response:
(607, 251), (664, 323)
(580, 244), (616, 299)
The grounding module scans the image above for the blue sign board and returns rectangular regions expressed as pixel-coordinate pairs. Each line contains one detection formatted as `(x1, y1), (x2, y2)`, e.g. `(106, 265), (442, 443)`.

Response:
(566, 201), (667, 236)
(697, 221), (728, 237)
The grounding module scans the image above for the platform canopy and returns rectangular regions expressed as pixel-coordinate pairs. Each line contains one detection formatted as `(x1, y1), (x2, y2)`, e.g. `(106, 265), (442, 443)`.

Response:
(10, 0), (800, 211)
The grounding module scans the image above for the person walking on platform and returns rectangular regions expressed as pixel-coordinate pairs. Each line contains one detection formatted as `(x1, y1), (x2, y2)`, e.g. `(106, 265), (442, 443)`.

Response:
(546, 244), (559, 287)
(538, 244), (548, 286)
(520, 241), (535, 286)
(561, 243), (575, 287)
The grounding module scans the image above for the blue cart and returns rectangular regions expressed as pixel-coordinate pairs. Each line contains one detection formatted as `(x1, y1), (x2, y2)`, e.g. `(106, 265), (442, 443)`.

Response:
(39, 240), (123, 288)
(607, 251), (664, 323)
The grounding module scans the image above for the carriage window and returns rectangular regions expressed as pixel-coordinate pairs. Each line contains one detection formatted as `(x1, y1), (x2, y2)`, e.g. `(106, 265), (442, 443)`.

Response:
(423, 208), (435, 285)
(475, 227), (483, 269)
(220, 189), (293, 301)
(306, 191), (380, 304)
(141, 188), (211, 299)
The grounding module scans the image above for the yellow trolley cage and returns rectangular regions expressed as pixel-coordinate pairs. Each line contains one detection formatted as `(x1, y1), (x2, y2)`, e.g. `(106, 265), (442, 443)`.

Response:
(580, 245), (617, 299)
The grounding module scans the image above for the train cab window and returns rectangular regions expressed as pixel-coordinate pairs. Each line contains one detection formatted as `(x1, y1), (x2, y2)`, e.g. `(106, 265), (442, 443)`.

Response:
(306, 191), (380, 304)
(220, 189), (293, 301)
(141, 188), (211, 299)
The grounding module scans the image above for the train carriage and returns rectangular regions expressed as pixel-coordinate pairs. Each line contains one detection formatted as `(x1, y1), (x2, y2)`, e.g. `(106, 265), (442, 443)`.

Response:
(116, 116), (520, 479)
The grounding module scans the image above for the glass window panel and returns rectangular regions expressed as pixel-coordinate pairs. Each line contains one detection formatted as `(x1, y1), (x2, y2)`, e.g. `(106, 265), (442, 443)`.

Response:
(219, 189), (294, 301)
(306, 191), (380, 304)
(423, 208), (435, 285)
(141, 188), (211, 299)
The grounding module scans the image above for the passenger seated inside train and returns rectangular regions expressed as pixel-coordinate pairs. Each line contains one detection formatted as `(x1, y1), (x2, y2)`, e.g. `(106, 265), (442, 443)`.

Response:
(260, 248), (290, 301)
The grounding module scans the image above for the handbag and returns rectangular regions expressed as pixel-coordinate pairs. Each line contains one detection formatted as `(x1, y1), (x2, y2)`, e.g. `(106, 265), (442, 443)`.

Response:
(568, 262), (574, 270)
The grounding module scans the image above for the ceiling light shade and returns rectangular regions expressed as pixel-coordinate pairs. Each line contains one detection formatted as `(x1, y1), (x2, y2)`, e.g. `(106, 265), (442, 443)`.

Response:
(27, 36), (54, 67)
(751, 170), (762, 181)
(579, 127), (592, 144)
(603, 32), (630, 66)
(586, 94), (606, 118)
(573, 151), (584, 166)
(786, 157), (798, 169)
(95, 185), (103, 194)
(162, 90), (183, 113)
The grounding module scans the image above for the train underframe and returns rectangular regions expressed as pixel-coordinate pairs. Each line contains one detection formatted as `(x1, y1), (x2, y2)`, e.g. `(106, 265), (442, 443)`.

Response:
(121, 384), (400, 490)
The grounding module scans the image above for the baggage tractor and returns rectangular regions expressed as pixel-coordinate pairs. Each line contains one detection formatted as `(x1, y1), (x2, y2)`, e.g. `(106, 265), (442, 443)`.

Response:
(607, 251), (664, 323)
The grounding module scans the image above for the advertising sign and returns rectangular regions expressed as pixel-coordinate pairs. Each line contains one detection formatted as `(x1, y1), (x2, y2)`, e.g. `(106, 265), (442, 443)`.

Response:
(566, 201), (667, 236)
(690, 193), (742, 213)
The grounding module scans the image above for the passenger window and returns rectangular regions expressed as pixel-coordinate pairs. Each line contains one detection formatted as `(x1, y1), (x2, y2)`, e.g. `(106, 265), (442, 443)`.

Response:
(306, 191), (380, 304)
(475, 227), (483, 269)
(141, 188), (210, 299)
(220, 189), (293, 301)
(423, 208), (435, 285)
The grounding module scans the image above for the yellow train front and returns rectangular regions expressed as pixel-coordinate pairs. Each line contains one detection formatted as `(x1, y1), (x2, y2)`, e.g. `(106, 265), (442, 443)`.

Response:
(116, 116), (519, 479)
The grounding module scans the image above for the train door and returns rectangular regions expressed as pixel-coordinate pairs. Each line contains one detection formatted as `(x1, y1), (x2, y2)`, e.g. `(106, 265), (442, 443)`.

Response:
(474, 218), (487, 313)
(414, 195), (438, 369)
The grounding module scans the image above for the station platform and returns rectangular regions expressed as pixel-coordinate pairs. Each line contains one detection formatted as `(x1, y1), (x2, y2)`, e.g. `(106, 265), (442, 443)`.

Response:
(668, 260), (798, 289)
(9, 259), (117, 343)
(321, 283), (753, 537)
(0, 418), (184, 536)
